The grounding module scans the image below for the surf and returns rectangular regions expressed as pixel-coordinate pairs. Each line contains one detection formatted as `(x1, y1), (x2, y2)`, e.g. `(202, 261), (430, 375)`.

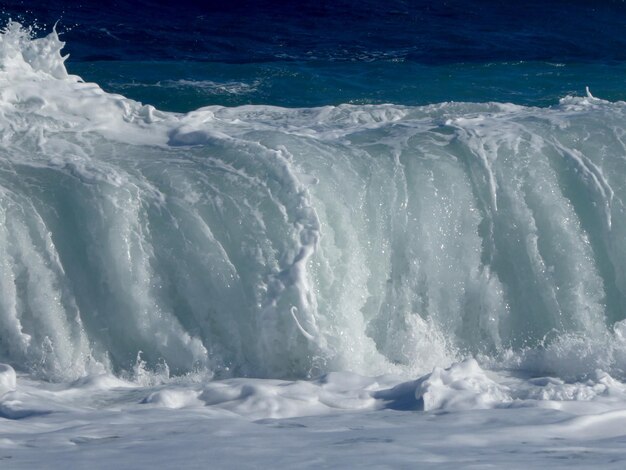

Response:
(0, 22), (625, 385)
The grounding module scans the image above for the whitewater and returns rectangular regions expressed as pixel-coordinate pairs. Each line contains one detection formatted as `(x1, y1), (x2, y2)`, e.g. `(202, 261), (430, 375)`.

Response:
(2, 22), (626, 467)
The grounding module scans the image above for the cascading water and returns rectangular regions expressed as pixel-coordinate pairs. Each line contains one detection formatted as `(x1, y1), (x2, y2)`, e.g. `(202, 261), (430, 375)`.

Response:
(1, 22), (626, 384)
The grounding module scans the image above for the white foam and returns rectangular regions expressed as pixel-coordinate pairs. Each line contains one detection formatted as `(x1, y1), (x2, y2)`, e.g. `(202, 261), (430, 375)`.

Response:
(4, 364), (626, 467)
(0, 364), (16, 395)
(415, 359), (511, 410)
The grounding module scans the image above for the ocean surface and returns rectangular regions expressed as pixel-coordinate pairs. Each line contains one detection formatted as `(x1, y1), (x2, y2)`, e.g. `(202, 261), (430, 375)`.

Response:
(2, 1), (626, 467)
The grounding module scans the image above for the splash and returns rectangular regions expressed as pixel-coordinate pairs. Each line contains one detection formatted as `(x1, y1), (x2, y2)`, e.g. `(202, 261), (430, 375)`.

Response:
(0, 23), (625, 382)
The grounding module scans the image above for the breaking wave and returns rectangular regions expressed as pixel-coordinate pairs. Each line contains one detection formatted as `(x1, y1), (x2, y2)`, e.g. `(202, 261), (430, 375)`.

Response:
(1, 22), (626, 382)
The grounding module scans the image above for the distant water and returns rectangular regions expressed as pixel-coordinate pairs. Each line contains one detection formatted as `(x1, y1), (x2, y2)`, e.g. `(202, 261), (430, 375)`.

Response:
(4, 0), (626, 111)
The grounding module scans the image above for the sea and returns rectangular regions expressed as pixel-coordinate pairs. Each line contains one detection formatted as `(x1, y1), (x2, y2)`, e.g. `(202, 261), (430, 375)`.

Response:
(1, 1), (626, 467)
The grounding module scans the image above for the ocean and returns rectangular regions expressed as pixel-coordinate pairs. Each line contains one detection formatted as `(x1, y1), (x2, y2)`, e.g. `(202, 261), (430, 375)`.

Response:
(1, 1), (626, 467)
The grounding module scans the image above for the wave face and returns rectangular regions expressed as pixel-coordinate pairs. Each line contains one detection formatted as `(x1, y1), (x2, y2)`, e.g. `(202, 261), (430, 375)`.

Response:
(1, 23), (626, 381)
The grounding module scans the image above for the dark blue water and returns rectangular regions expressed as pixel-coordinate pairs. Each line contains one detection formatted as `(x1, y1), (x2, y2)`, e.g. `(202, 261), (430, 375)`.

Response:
(3, 1), (626, 109)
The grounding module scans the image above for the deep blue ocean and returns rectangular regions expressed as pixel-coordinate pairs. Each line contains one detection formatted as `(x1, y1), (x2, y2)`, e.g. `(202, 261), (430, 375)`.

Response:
(4, 0), (626, 110)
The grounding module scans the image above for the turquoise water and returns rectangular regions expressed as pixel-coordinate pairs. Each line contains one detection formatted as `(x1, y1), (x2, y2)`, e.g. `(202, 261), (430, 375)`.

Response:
(71, 61), (626, 112)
